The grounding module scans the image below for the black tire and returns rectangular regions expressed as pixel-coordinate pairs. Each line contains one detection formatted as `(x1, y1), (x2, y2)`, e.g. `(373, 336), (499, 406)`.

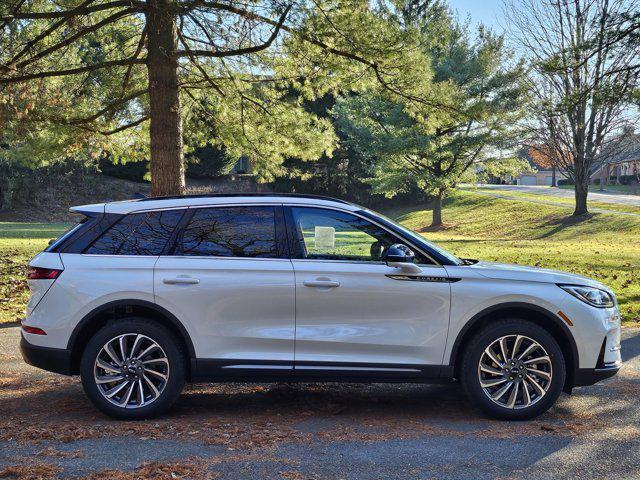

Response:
(80, 317), (186, 420)
(460, 319), (566, 420)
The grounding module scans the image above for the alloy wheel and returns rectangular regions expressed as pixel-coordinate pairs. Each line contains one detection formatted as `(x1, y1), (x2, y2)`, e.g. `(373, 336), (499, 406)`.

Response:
(93, 333), (169, 408)
(477, 334), (553, 409)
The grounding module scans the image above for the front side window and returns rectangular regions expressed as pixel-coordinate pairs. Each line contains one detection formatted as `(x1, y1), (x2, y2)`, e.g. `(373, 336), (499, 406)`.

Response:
(290, 207), (431, 264)
(177, 206), (277, 258)
(359, 209), (461, 265)
(85, 210), (184, 255)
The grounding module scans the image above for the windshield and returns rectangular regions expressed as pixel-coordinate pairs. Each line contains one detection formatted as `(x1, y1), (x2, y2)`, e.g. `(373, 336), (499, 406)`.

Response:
(359, 209), (463, 266)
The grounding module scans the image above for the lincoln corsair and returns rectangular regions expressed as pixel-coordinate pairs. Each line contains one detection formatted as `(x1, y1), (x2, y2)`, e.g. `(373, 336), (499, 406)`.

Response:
(20, 194), (622, 420)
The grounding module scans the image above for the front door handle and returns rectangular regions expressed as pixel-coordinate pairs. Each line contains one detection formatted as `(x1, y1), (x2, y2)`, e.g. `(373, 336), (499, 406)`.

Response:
(163, 277), (200, 285)
(303, 280), (340, 288)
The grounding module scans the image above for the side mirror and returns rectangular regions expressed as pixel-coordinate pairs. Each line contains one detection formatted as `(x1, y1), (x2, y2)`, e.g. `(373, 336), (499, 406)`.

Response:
(384, 244), (415, 263)
(384, 244), (422, 274)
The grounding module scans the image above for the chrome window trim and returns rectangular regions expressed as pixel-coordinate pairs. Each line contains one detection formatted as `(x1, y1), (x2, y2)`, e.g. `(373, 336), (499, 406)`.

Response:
(291, 258), (444, 268)
(157, 255), (292, 263)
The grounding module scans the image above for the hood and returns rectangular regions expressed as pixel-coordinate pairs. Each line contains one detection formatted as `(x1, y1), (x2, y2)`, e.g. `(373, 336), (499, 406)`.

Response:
(469, 261), (610, 291)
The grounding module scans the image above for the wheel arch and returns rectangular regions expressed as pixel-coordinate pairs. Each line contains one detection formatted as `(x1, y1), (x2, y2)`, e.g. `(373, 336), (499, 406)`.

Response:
(449, 302), (579, 391)
(67, 299), (195, 377)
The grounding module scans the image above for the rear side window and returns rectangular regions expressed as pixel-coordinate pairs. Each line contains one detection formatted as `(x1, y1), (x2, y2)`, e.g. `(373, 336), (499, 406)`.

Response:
(177, 206), (277, 258)
(85, 210), (184, 255)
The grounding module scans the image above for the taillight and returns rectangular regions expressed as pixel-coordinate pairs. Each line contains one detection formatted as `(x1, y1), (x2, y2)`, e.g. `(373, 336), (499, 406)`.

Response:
(26, 266), (63, 280)
(22, 325), (47, 335)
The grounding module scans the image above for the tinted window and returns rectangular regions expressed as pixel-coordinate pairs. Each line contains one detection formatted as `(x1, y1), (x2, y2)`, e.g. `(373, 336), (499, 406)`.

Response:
(45, 217), (88, 252)
(178, 207), (277, 258)
(85, 210), (184, 255)
(291, 207), (431, 264)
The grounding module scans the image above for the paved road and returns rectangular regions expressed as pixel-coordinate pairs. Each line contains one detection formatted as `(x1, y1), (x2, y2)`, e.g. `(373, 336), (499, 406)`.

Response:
(469, 184), (640, 207)
(1, 325), (640, 479)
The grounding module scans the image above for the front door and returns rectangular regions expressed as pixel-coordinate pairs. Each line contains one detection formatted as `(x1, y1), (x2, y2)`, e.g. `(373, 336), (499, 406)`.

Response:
(154, 205), (295, 374)
(287, 206), (451, 377)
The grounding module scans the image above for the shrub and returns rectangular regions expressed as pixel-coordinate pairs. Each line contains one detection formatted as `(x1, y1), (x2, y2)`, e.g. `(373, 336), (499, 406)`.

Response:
(186, 146), (238, 178)
(99, 157), (148, 182)
(558, 179), (574, 186)
(618, 174), (640, 185)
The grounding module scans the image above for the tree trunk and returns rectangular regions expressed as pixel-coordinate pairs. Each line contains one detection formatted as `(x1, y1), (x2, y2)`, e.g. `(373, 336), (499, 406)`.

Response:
(551, 166), (556, 187)
(431, 189), (444, 227)
(574, 177), (589, 216)
(146, 0), (185, 196)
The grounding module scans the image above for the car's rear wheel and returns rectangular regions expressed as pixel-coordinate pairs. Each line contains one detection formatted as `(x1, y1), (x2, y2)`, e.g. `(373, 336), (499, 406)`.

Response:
(80, 317), (186, 419)
(461, 319), (566, 420)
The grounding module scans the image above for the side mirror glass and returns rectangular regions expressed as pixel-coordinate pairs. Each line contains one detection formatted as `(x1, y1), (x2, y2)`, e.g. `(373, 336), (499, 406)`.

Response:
(384, 244), (415, 264)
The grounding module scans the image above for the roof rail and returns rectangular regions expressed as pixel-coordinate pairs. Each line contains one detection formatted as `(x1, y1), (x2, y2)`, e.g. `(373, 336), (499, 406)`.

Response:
(134, 192), (353, 205)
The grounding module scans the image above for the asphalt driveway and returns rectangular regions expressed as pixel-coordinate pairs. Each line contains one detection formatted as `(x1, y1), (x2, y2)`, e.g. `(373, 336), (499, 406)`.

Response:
(1, 325), (640, 479)
(469, 184), (640, 208)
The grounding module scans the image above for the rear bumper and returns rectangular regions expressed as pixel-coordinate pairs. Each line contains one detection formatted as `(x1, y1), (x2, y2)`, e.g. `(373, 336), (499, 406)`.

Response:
(20, 335), (73, 376)
(574, 362), (621, 387)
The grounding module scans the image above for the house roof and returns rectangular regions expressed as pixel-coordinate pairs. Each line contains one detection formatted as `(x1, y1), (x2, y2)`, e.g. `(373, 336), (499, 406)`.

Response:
(597, 128), (640, 165)
(602, 143), (640, 165)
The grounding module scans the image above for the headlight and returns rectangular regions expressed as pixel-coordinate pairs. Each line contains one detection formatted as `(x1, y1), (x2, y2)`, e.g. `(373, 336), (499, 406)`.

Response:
(559, 284), (615, 308)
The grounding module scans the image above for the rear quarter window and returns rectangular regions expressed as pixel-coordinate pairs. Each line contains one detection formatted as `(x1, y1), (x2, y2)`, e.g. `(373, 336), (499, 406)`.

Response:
(85, 210), (184, 255)
(45, 219), (88, 252)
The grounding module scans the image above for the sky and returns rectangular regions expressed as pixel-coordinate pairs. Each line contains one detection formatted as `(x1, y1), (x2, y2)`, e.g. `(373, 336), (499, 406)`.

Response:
(447, 0), (505, 33)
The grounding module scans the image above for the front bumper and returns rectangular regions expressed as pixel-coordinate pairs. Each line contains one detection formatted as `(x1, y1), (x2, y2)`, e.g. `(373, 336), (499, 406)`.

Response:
(20, 334), (73, 376)
(574, 362), (622, 387)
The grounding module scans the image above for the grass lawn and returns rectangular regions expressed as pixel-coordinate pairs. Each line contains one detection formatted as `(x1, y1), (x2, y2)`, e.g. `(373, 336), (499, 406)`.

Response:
(0, 222), (69, 324)
(1, 189), (638, 326)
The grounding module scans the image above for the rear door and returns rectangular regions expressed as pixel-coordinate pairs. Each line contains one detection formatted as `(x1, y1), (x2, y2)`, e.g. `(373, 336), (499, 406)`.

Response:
(153, 205), (296, 374)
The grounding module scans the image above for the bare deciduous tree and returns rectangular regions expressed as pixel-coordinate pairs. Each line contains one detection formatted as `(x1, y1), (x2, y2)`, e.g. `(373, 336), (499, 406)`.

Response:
(507, 0), (640, 215)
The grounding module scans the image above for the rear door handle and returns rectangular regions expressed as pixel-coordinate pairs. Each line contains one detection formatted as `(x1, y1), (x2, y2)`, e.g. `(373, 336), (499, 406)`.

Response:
(162, 277), (200, 285)
(303, 280), (340, 288)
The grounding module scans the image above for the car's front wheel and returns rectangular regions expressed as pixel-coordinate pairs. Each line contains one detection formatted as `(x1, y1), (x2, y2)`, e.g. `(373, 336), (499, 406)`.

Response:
(80, 317), (186, 419)
(461, 319), (566, 420)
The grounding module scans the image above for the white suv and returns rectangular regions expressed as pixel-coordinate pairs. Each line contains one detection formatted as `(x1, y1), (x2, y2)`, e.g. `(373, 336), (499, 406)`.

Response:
(21, 194), (622, 420)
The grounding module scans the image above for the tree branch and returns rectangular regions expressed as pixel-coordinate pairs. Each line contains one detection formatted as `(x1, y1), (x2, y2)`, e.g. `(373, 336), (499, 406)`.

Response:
(0, 0), (28, 30)
(183, 1), (459, 113)
(3, 0), (97, 68)
(0, 58), (147, 84)
(0, 1), (145, 21)
(15, 8), (137, 69)
(121, 26), (147, 96)
(177, 4), (291, 58)
(67, 89), (148, 125)
(77, 115), (149, 135)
